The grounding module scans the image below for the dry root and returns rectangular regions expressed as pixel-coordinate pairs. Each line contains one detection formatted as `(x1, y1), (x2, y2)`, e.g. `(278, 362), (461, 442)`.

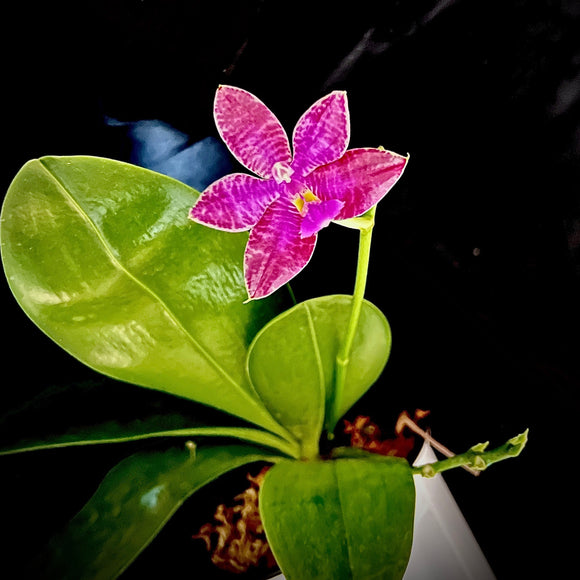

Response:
(344, 409), (430, 458)
(192, 466), (277, 574)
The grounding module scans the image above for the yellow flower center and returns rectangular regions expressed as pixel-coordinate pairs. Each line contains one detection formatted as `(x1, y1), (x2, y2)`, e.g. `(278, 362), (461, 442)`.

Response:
(292, 191), (320, 215)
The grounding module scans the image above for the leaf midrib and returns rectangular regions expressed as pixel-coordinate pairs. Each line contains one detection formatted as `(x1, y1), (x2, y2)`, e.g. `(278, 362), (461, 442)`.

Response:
(38, 160), (260, 407)
(303, 302), (326, 439)
(333, 462), (355, 580)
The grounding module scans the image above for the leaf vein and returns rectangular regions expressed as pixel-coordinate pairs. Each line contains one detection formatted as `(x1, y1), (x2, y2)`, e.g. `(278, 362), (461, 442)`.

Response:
(303, 302), (326, 437)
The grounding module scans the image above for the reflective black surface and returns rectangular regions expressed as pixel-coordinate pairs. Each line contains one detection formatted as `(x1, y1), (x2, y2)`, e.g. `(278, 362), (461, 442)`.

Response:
(2, 1), (578, 578)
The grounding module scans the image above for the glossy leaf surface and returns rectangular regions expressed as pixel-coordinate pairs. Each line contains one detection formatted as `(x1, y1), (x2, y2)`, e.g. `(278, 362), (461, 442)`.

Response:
(260, 454), (415, 580)
(29, 443), (279, 579)
(247, 295), (391, 452)
(0, 156), (290, 437)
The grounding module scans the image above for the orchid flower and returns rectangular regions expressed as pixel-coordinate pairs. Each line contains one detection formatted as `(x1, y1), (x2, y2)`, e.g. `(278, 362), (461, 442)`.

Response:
(189, 85), (408, 300)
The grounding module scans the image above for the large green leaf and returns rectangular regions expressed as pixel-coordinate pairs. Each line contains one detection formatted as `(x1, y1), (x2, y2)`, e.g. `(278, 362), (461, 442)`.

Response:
(0, 156), (291, 438)
(260, 454), (415, 580)
(0, 378), (299, 458)
(28, 443), (280, 579)
(247, 295), (391, 453)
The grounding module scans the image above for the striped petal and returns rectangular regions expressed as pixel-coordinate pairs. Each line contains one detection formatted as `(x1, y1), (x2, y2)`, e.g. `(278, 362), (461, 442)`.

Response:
(189, 173), (278, 232)
(307, 148), (409, 220)
(245, 199), (317, 300)
(214, 85), (292, 179)
(291, 91), (350, 177)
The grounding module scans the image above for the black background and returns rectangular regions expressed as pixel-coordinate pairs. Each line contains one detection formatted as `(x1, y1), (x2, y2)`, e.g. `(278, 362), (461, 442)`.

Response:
(1, 1), (578, 578)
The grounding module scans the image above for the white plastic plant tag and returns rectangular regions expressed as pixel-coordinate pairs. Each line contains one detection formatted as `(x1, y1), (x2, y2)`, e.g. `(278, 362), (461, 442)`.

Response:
(404, 439), (496, 580)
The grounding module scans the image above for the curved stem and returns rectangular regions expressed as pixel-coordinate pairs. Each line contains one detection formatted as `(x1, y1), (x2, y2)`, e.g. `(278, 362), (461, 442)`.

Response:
(329, 206), (376, 433)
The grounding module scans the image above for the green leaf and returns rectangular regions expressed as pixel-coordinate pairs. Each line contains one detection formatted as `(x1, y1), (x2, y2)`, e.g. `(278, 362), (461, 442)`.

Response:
(260, 455), (415, 580)
(0, 156), (291, 438)
(0, 378), (300, 458)
(246, 295), (391, 454)
(29, 443), (280, 579)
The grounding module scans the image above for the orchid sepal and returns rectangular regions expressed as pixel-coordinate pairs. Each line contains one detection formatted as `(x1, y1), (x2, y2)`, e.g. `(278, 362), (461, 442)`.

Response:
(189, 173), (279, 232)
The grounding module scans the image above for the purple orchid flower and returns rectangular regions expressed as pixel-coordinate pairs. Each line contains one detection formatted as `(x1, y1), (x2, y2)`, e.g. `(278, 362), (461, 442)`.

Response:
(189, 85), (408, 300)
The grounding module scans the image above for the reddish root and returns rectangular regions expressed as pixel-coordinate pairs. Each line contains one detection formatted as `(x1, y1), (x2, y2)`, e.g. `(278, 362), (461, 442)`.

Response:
(192, 466), (277, 574)
(344, 409), (430, 458)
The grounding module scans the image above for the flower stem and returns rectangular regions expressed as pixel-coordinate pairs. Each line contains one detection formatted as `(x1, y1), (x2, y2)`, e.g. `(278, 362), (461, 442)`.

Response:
(413, 430), (529, 478)
(396, 412), (482, 476)
(329, 206), (376, 433)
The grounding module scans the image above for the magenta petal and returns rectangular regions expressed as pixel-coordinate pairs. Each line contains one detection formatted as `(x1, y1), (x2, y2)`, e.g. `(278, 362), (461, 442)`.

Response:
(244, 199), (316, 300)
(307, 148), (408, 220)
(189, 173), (278, 232)
(300, 199), (344, 238)
(291, 91), (350, 177)
(214, 85), (292, 179)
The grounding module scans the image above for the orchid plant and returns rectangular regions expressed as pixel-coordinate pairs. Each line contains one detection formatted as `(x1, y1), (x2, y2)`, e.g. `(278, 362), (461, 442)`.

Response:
(0, 86), (526, 579)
